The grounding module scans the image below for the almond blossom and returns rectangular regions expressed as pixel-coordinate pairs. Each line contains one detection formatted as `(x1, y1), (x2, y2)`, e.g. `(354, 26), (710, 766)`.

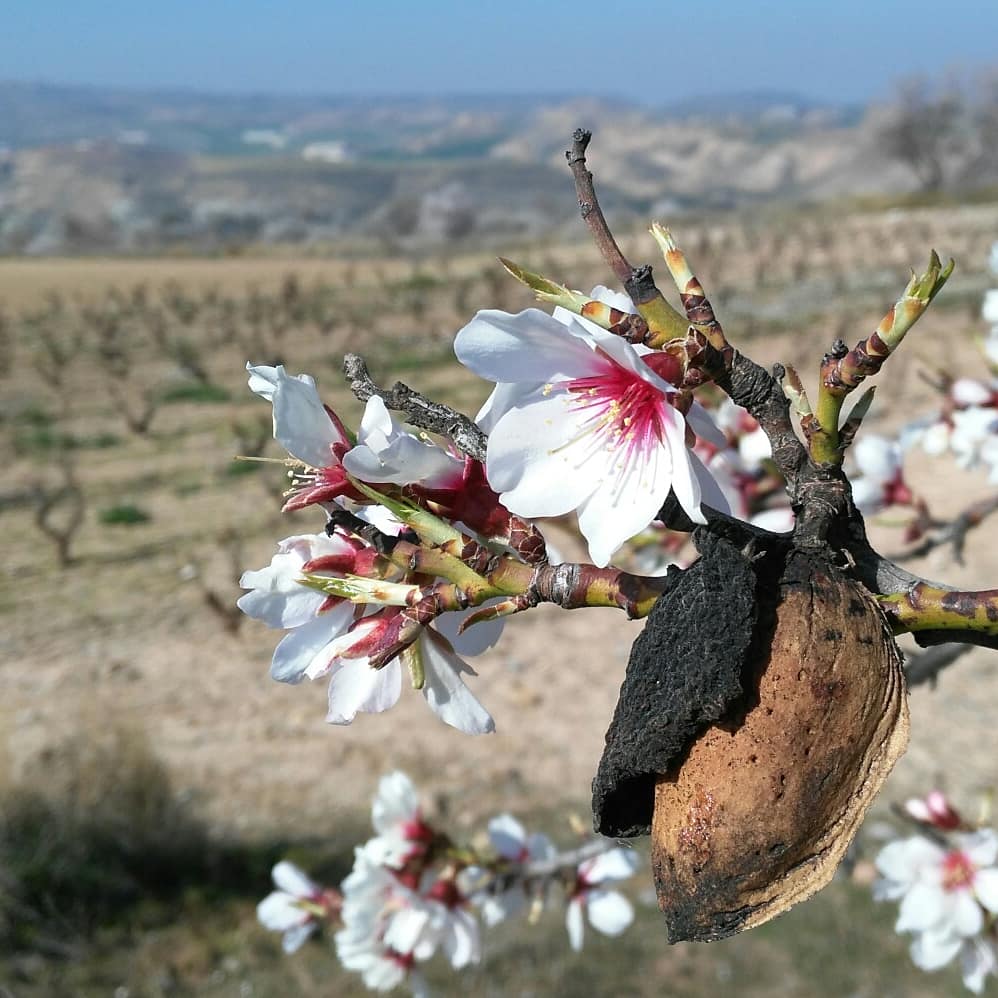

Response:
(565, 846), (640, 951)
(875, 830), (998, 990)
(454, 302), (726, 567)
(472, 813), (556, 925)
(849, 434), (913, 515)
(238, 533), (502, 734)
(257, 861), (340, 954)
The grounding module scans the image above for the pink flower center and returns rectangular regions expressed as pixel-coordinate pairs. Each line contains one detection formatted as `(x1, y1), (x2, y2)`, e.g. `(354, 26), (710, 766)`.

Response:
(559, 350), (673, 463)
(942, 850), (977, 892)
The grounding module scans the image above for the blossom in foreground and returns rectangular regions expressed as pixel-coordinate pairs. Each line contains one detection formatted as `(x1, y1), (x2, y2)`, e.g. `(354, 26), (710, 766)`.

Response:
(565, 847), (641, 951)
(257, 861), (339, 953)
(238, 533), (502, 734)
(454, 303), (726, 566)
(875, 830), (998, 990)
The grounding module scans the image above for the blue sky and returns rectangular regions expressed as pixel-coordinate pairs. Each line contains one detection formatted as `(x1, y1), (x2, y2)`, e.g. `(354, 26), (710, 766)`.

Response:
(3, 0), (997, 104)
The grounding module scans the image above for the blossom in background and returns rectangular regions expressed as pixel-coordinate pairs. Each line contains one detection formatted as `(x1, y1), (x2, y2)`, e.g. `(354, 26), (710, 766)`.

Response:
(921, 407), (998, 482)
(257, 861), (339, 953)
(565, 847), (641, 951)
(904, 790), (963, 831)
(364, 772), (437, 870)
(875, 830), (998, 992)
(454, 300), (727, 566)
(849, 434), (913, 515)
(472, 813), (556, 925)
(238, 533), (503, 734)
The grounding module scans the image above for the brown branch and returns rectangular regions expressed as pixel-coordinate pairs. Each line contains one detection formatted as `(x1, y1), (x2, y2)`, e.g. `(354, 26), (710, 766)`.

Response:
(894, 493), (998, 564)
(565, 129), (632, 286)
(342, 353), (487, 463)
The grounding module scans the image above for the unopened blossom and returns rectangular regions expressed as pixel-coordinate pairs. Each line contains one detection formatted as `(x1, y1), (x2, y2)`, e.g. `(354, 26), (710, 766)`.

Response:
(875, 830), (998, 985)
(904, 790), (963, 831)
(257, 861), (338, 953)
(455, 302), (726, 566)
(850, 434), (913, 515)
(565, 846), (640, 951)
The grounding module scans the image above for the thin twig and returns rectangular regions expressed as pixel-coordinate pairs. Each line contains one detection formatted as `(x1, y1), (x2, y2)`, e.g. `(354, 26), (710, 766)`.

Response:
(342, 353), (488, 463)
(565, 129), (632, 286)
(894, 493), (998, 564)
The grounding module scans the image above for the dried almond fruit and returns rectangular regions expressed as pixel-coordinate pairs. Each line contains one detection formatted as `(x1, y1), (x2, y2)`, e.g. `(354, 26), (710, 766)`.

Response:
(650, 553), (908, 941)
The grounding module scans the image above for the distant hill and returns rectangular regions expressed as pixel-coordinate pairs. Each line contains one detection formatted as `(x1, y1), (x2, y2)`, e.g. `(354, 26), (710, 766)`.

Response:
(0, 81), (953, 255)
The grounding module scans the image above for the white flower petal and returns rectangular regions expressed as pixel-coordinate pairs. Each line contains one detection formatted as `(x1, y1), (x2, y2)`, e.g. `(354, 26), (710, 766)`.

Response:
(875, 836), (943, 884)
(270, 612), (350, 684)
(853, 434), (901, 484)
(485, 392), (600, 516)
(896, 881), (946, 933)
(326, 658), (402, 724)
(973, 868), (998, 913)
(689, 448), (731, 516)
(687, 400), (728, 448)
(583, 847), (641, 884)
(475, 381), (542, 433)
(982, 289), (998, 325)
(586, 888), (634, 937)
(258, 891), (308, 932)
(661, 409), (706, 527)
(910, 928), (963, 971)
(951, 889), (984, 937)
(419, 631), (495, 735)
(962, 829), (998, 869)
(455, 308), (600, 384)
(246, 362), (316, 401)
(270, 367), (344, 468)
(961, 938), (997, 995)
(372, 772), (419, 831)
(433, 607), (504, 658)
(488, 813), (527, 859)
(383, 906), (431, 957)
(566, 898), (585, 952)
(589, 285), (637, 314)
(441, 908), (481, 969)
(282, 922), (316, 954)
(272, 860), (318, 898)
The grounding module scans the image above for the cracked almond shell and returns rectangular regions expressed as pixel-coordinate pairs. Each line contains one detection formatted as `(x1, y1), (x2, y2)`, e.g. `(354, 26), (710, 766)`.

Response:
(651, 558), (909, 941)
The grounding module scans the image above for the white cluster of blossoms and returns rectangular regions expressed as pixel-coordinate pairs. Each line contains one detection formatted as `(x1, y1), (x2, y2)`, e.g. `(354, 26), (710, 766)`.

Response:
(907, 241), (998, 481)
(874, 791), (998, 993)
(257, 772), (640, 994)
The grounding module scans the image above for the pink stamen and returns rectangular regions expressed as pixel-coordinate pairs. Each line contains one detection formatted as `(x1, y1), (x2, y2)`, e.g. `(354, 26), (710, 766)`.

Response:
(561, 351), (673, 465)
(942, 850), (977, 892)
